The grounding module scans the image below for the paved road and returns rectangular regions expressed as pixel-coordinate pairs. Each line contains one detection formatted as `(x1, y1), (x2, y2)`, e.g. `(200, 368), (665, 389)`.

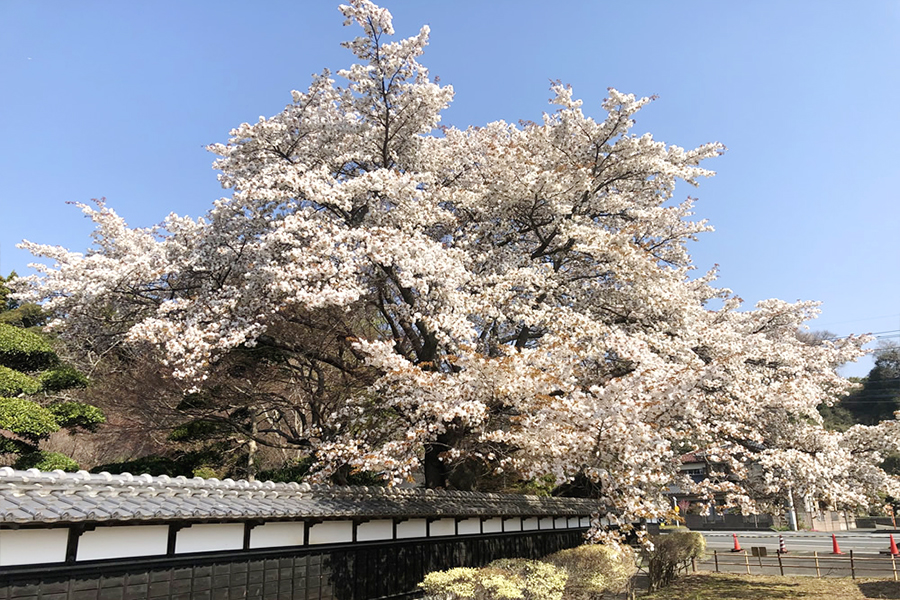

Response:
(696, 531), (900, 578)
(701, 530), (899, 554)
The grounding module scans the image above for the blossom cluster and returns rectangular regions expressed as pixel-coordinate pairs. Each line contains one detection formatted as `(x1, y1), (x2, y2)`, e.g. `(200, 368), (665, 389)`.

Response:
(16, 0), (890, 525)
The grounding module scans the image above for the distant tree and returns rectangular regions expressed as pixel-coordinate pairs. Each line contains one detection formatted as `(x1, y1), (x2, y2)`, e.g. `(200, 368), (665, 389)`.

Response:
(798, 330), (864, 432)
(795, 329), (838, 346)
(841, 343), (900, 425)
(818, 380), (861, 432)
(0, 273), (104, 471)
(0, 273), (45, 329)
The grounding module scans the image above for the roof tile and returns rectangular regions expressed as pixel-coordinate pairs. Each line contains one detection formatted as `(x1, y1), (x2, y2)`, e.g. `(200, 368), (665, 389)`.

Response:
(0, 468), (597, 525)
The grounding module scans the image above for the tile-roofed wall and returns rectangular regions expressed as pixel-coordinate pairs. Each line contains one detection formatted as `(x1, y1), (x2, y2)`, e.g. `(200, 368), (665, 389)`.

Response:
(0, 467), (598, 525)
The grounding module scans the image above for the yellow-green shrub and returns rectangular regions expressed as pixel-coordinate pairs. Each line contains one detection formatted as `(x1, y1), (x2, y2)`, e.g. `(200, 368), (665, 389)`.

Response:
(419, 559), (567, 600)
(486, 559), (567, 600)
(544, 543), (637, 598)
(420, 567), (480, 599)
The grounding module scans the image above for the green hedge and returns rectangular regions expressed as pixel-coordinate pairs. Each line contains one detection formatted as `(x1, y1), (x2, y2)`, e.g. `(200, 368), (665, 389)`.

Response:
(0, 365), (41, 396)
(48, 402), (105, 430)
(39, 366), (89, 392)
(14, 450), (79, 472)
(0, 436), (34, 455)
(0, 396), (60, 439)
(0, 323), (56, 371)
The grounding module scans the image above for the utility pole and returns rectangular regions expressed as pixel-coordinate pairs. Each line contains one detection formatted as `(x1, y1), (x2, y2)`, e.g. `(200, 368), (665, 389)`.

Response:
(787, 485), (798, 531)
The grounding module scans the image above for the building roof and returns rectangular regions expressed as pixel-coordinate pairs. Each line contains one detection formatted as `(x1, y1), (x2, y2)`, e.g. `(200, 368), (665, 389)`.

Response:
(0, 468), (598, 525)
(679, 451), (707, 464)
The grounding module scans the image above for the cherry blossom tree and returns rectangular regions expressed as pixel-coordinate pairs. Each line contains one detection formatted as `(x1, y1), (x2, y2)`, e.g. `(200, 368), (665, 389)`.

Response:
(17, 0), (897, 524)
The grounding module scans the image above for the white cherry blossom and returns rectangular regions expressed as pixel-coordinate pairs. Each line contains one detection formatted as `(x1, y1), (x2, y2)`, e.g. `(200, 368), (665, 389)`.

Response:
(16, 0), (890, 526)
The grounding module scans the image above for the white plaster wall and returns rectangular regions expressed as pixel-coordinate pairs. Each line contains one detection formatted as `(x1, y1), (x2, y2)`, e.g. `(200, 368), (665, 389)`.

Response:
(175, 523), (244, 554)
(555, 517), (568, 529)
(429, 518), (456, 537)
(580, 516), (591, 528)
(0, 528), (68, 566)
(539, 517), (555, 530)
(522, 517), (539, 531)
(482, 517), (503, 533)
(503, 518), (522, 532)
(457, 518), (480, 535)
(249, 522), (305, 549)
(567, 516), (580, 528)
(77, 525), (168, 561)
(356, 520), (393, 542)
(309, 521), (353, 545)
(396, 519), (426, 539)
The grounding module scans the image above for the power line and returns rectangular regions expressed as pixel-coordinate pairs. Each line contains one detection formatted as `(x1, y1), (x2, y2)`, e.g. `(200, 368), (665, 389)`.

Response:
(817, 314), (900, 327)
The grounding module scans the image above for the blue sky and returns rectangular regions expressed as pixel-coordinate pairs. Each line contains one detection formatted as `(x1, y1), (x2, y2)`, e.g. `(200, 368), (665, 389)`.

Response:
(1, 1), (898, 376)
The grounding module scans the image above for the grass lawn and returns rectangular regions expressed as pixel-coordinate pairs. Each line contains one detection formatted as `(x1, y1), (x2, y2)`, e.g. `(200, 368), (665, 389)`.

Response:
(641, 572), (900, 599)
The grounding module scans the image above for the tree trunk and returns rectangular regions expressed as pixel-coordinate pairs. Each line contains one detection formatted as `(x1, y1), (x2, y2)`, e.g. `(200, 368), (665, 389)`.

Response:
(246, 415), (259, 481)
(423, 434), (451, 489)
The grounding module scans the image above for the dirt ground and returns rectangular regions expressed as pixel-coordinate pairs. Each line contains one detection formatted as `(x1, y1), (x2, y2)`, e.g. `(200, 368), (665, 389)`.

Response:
(640, 572), (900, 599)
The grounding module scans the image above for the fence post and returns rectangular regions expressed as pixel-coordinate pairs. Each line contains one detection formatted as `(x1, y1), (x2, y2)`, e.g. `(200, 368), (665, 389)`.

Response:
(745, 550), (751, 575)
(850, 549), (855, 580)
(893, 552), (898, 582)
(714, 550), (719, 573)
(777, 550), (784, 576)
(814, 550), (820, 578)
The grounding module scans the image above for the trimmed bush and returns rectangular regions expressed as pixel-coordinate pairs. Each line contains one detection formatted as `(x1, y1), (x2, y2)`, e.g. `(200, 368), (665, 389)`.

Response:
(0, 365), (41, 396)
(47, 402), (105, 431)
(0, 323), (56, 371)
(544, 543), (637, 598)
(419, 559), (567, 600)
(14, 450), (79, 472)
(0, 397), (59, 439)
(0, 437), (33, 455)
(192, 466), (220, 479)
(644, 530), (706, 591)
(420, 567), (482, 599)
(39, 366), (89, 392)
(168, 419), (233, 442)
(486, 559), (568, 600)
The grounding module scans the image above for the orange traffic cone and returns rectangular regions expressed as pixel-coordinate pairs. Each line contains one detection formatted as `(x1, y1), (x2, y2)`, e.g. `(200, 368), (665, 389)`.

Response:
(777, 534), (788, 554)
(831, 534), (844, 554)
(730, 533), (744, 552)
(889, 534), (899, 556)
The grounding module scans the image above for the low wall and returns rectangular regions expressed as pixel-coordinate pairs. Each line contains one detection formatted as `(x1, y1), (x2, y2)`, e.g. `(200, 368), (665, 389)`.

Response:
(0, 529), (585, 600)
(0, 469), (594, 599)
(684, 513), (774, 530)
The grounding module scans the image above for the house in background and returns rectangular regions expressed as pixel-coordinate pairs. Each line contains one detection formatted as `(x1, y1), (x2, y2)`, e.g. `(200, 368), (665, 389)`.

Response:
(669, 450), (856, 531)
(667, 450), (774, 530)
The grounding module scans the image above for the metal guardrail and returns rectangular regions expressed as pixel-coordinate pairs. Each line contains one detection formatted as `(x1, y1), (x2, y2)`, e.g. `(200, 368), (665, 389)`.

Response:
(705, 549), (900, 580)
